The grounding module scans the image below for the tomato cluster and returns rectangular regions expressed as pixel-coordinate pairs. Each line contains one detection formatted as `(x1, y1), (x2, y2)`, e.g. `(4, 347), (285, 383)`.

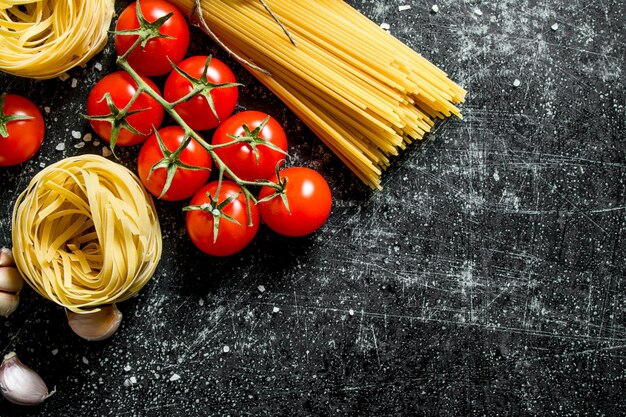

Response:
(86, 0), (332, 256)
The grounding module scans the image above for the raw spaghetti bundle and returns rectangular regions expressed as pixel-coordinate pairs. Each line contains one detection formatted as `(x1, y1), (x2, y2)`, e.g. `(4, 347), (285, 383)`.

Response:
(0, 0), (114, 79)
(12, 155), (162, 314)
(171, 0), (466, 189)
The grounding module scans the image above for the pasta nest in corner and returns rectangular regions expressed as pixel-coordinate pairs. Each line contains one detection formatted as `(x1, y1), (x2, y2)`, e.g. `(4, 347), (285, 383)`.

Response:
(12, 155), (163, 314)
(0, 0), (114, 79)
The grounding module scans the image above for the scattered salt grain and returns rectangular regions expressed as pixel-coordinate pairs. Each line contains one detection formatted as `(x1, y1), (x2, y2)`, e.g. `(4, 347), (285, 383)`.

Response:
(102, 146), (112, 157)
(74, 142), (85, 149)
(513, 79), (521, 87)
(82, 356), (89, 365)
(124, 365), (132, 372)
(349, 309), (355, 316)
(71, 130), (82, 139)
(551, 23), (559, 31)
(257, 285), (266, 293)
(223, 346), (230, 353)
(95, 62), (103, 71)
(44, 106), (51, 114)
(71, 78), (78, 88)
(55, 143), (65, 151)
(272, 306), (280, 314)
(380, 22), (390, 30)
(51, 349), (58, 356)
(398, 5), (411, 11)
(431, 4), (439, 13)
(39, 162), (46, 168)
(169, 373), (181, 382)
(474, 7), (483, 16)
(83, 133), (92, 142)
(129, 376), (137, 384)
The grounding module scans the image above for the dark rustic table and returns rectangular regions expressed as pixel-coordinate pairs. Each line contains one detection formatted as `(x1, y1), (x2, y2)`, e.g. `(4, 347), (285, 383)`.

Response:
(1, 1), (625, 416)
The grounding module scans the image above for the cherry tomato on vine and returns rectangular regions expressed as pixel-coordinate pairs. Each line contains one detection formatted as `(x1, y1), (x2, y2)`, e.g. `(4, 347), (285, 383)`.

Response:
(114, 0), (190, 77)
(0, 93), (44, 167)
(185, 181), (259, 257)
(257, 167), (332, 237)
(137, 126), (212, 201)
(211, 111), (288, 181)
(86, 71), (164, 148)
(163, 55), (239, 131)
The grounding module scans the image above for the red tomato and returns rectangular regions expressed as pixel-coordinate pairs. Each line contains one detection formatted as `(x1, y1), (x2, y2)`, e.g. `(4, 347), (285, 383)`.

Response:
(87, 71), (164, 148)
(115, 0), (190, 76)
(258, 167), (332, 237)
(137, 126), (212, 201)
(0, 94), (44, 166)
(164, 56), (238, 131)
(211, 111), (288, 181)
(186, 181), (259, 256)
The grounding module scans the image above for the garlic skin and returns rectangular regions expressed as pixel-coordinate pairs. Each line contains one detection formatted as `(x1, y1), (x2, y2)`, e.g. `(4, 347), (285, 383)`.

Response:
(66, 304), (123, 341)
(0, 267), (24, 294)
(0, 292), (19, 318)
(0, 352), (52, 406)
(0, 248), (14, 267)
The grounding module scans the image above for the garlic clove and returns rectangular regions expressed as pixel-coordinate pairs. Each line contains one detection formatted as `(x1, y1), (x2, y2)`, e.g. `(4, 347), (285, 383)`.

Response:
(0, 248), (14, 267)
(0, 267), (24, 294)
(0, 352), (53, 406)
(0, 291), (19, 317)
(66, 304), (123, 341)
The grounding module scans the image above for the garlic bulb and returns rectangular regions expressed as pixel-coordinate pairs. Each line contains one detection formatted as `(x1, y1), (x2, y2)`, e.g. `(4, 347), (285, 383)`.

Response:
(0, 267), (24, 294)
(0, 248), (14, 267)
(0, 352), (53, 406)
(0, 292), (19, 317)
(66, 304), (123, 341)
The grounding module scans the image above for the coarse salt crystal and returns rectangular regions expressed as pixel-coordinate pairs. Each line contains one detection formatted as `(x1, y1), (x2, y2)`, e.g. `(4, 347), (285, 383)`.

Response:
(170, 373), (181, 382)
(513, 79), (521, 87)
(474, 8), (483, 16)
(95, 62), (103, 71)
(74, 142), (85, 149)
(257, 285), (266, 293)
(129, 376), (137, 384)
(349, 309), (355, 316)
(431, 5), (439, 13)
(71, 78), (78, 88)
(82, 356), (89, 365)
(551, 23), (559, 31)
(44, 106), (51, 114)
(380, 22), (390, 30)
(51, 349), (58, 355)
(223, 346), (230, 353)
(272, 306), (280, 314)
(124, 365), (132, 372)
(55, 143), (66, 151)
(39, 162), (46, 168)
(398, 5), (411, 11)
(71, 130), (81, 139)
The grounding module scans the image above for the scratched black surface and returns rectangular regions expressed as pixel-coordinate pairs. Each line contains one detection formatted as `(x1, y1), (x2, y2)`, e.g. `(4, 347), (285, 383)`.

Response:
(1, 0), (625, 416)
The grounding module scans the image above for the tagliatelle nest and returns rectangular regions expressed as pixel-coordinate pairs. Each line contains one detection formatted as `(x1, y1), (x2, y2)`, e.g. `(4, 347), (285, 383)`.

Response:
(0, 0), (114, 79)
(11, 155), (162, 313)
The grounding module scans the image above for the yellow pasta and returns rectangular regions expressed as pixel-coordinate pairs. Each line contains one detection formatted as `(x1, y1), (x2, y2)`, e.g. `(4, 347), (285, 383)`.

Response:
(0, 0), (113, 79)
(170, 0), (466, 189)
(11, 155), (162, 314)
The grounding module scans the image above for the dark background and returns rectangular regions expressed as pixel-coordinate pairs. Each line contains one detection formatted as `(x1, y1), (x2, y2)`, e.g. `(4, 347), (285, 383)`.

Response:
(1, 0), (625, 416)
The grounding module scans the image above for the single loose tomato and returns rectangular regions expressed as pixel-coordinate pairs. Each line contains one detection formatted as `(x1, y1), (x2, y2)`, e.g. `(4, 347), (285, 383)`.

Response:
(211, 111), (288, 181)
(258, 167), (332, 237)
(115, 0), (190, 76)
(86, 71), (164, 148)
(0, 93), (44, 166)
(164, 56), (239, 131)
(138, 126), (212, 201)
(186, 181), (259, 256)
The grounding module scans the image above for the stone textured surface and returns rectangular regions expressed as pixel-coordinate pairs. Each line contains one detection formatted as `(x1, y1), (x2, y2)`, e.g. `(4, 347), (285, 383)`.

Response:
(1, 0), (625, 415)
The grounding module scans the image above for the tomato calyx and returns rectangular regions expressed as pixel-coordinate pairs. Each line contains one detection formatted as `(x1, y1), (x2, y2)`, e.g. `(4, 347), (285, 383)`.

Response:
(114, 1), (176, 59)
(0, 93), (34, 138)
(169, 55), (242, 122)
(148, 129), (211, 198)
(256, 165), (291, 213)
(84, 91), (151, 153)
(183, 187), (242, 243)
(216, 115), (288, 164)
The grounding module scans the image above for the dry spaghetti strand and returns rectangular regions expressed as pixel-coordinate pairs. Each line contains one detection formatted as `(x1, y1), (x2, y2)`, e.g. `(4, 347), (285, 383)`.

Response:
(172, 0), (466, 189)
